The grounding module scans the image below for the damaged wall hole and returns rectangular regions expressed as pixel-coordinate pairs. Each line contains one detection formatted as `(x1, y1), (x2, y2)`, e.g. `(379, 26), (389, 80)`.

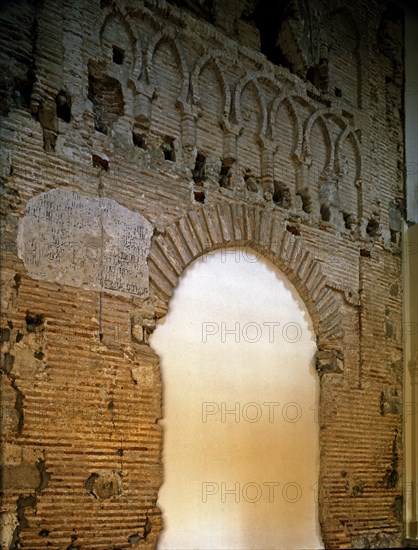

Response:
(162, 136), (176, 161)
(343, 212), (355, 230)
(36, 459), (51, 493)
(366, 218), (379, 238)
(84, 471), (122, 500)
(382, 429), (400, 489)
(244, 170), (259, 192)
(273, 181), (292, 208)
(36, 101), (58, 153)
(92, 153), (109, 171)
(193, 151), (206, 202)
(132, 131), (146, 149)
(192, 152), (206, 184)
(55, 90), (71, 123)
(11, 377), (25, 433)
(88, 60), (124, 134)
(127, 514), (151, 545)
(219, 160), (233, 188)
(286, 224), (301, 236)
(25, 312), (44, 333)
(1, 326), (11, 342)
(253, 0), (295, 69)
(1, 352), (14, 374)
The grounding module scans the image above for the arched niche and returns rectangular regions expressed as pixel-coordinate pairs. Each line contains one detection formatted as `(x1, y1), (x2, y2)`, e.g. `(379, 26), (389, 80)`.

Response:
(150, 247), (324, 550)
(149, 37), (184, 140)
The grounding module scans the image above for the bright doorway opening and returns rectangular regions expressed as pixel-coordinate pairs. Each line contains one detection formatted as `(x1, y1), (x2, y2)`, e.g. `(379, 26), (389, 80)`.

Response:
(151, 248), (323, 549)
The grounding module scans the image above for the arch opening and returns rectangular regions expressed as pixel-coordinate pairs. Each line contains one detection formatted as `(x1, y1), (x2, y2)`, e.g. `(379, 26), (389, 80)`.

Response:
(151, 247), (324, 550)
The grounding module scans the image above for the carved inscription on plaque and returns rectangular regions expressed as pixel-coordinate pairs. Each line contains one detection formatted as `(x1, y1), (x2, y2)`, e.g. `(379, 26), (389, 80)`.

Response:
(17, 189), (153, 297)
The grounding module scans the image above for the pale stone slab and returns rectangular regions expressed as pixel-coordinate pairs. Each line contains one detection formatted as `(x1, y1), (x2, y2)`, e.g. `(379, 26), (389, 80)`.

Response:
(17, 189), (153, 297)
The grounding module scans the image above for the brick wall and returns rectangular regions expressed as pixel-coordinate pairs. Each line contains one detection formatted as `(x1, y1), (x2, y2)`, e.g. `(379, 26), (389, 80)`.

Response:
(0, 0), (406, 547)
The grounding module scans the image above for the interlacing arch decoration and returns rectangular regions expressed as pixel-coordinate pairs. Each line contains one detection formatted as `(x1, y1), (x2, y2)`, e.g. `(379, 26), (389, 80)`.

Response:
(268, 94), (303, 157)
(190, 50), (232, 121)
(302, 106), (361, 173)
(95, 8), (362, 213)
(303, 107), (334, 168)
(235, 72), (278, 135)
(147, 29), (190, 111)
(99, 7), (142, 84)
(334, 125), (362, 179)
(148, 203), (345, 356)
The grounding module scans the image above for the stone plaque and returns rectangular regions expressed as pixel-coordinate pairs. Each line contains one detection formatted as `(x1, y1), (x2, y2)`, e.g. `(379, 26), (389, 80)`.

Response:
(17, 189), (153, 297)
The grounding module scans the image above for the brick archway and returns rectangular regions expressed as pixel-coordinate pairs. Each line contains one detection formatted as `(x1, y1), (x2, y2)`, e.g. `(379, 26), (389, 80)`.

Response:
(148, 203), (344, 355)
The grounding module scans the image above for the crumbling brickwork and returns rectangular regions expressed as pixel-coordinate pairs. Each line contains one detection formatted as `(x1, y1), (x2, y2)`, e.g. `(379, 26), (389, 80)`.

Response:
(0, 0), (406, 548)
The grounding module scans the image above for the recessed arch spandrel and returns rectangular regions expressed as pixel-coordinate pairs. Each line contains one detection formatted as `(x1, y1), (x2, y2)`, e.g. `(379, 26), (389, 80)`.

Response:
(192, 56), (227, 157)
(235, 74), (269, 136)
(148, 34), (186, 139)
(335, 126), (361, 179)
(147, 31), (189, 106)
(269, 95), (302, 154)
(236, 80), (264, 178)
(191, 52), (231, 117)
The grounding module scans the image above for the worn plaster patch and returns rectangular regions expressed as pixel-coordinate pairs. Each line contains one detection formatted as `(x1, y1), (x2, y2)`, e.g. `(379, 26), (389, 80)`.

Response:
(0, 511), (19, 550)
(85, 471), (122, 499)
(17, 189), (153, 297)
(131, 363), (155, 388)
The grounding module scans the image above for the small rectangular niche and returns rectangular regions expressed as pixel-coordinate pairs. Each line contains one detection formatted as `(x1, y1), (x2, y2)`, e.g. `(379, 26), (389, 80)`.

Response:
(112, 46), (125, 65)
(55, 90), (71, 123)
(194, 190), (205, 203)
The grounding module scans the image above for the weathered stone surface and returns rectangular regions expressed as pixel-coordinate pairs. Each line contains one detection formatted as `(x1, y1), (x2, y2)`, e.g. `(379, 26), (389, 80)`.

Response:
(130, 364), (155, 389)
(380, 387), (401, 415)
(85, 471), (122, 500)
(315, 350), (343, 376)
(0, 512), (18, 550)
(17, 189), (153, 297)
(1, 462), (41, 491)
